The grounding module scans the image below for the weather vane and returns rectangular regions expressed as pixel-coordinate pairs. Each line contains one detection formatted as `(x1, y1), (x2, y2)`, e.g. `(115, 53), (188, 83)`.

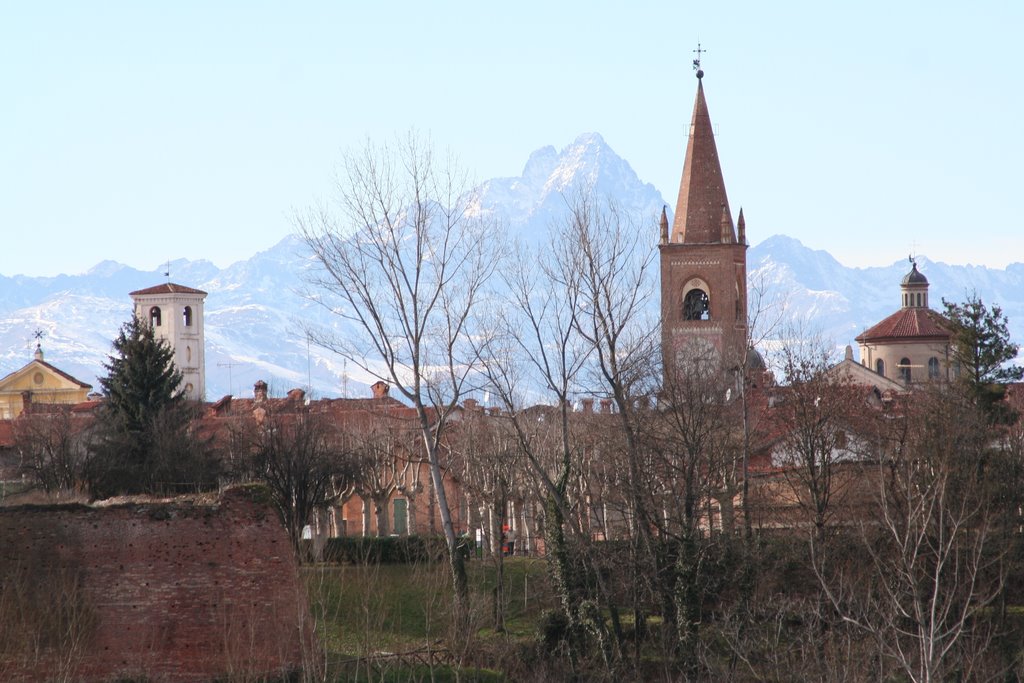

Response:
(693, 42), (706, 79)
(163, 260), (171, 281)
(30, 329), (45, 355)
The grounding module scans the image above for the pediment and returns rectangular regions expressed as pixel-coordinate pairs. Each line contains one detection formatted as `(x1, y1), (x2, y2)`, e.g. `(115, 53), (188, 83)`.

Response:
(0, 360), (92, 394)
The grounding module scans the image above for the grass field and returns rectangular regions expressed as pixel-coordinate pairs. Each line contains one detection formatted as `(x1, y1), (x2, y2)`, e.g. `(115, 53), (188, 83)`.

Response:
(303, 557), (552, 681)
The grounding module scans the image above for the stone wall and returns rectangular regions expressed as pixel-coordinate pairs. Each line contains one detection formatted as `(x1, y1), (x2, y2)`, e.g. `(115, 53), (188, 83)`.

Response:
(0, 485), (312, 682)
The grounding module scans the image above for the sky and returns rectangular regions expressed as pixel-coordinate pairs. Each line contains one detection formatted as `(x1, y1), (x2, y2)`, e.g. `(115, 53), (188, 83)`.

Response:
(3, 1), (1022, 277)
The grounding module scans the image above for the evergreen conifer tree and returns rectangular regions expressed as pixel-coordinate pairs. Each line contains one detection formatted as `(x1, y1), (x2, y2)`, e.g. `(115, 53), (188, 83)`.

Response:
(100, 315), (184, 432)
(86, 316), (216, 497)
(943, 294), (1023, 421)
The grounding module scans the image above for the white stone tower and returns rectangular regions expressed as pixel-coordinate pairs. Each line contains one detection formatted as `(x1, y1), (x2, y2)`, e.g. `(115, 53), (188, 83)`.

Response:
(129, 282), (208, 401)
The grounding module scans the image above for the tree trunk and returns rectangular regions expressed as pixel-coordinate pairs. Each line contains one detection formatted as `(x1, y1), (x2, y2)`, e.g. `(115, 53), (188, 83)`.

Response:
(374, 497), (389, 537)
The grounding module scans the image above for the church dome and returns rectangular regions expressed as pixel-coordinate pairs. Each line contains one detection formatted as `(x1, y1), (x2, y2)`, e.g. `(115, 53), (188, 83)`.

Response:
(746, 346), (766, 371)
(901, 262), (928, 286)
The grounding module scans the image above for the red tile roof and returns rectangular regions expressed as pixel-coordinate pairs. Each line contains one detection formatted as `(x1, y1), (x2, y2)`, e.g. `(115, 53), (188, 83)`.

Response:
(855, 308), (951, 344)
(129, 282), (208, 296)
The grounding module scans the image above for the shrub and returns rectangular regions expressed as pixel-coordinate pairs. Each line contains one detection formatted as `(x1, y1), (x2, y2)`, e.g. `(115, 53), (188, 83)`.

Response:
(320, 535), (450, 564)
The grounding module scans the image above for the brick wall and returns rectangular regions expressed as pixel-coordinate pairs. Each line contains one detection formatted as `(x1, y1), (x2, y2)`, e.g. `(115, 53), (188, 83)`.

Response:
(0, 486), (312, 682)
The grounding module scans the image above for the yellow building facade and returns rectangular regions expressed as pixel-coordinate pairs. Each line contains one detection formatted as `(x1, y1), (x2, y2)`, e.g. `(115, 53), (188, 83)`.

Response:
(0, 347), (92, 419)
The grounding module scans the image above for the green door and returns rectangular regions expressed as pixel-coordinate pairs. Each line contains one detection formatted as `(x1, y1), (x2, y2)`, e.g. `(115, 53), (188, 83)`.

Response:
(393, 498), (408, 536)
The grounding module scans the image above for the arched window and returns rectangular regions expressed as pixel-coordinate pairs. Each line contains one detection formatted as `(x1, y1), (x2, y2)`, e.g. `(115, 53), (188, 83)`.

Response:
(683, 288), (710, 321)
(899, 358), (912, 383)
(183, 305), (192, 327)
(928, 357), (940, 379)
(875, 359), (885, 376)
(149, 306), (162, 327)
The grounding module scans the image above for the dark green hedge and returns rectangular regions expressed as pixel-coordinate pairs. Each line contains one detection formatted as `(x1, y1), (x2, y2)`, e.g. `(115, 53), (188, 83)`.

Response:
(320, 535), (462, 564)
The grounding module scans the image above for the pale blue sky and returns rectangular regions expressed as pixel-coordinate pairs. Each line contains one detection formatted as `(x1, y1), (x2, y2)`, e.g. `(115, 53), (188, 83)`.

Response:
(3, 2), (1021, 276)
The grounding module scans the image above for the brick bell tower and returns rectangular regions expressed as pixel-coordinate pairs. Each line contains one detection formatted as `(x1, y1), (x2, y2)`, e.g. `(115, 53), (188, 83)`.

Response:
(660, 64), (747, 372)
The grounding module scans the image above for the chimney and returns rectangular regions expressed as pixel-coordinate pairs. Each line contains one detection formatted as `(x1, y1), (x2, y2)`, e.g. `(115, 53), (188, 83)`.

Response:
(463, 398), (479, 411)
(581, 398), (594, 414)
(599, 399), (613, 414)
(253, 380), (268, 403)
(371, 381), (390, 399)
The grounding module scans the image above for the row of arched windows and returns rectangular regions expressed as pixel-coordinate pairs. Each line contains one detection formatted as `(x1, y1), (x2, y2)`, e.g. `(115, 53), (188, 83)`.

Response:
(875, 356), (941, 383)
(148, 306), (193, 328)
(903, 292), (927, 307)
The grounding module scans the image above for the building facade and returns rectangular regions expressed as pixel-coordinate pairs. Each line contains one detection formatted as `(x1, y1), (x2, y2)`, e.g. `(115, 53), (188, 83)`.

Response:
(0, 345), (92, 419)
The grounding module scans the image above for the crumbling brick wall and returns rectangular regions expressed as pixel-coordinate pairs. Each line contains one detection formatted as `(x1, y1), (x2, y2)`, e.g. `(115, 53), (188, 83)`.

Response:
(0, 485), (312, 682)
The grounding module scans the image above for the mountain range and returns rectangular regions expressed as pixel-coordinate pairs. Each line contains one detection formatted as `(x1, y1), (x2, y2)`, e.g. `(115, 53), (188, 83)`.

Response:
(2, 133), (1021, 400)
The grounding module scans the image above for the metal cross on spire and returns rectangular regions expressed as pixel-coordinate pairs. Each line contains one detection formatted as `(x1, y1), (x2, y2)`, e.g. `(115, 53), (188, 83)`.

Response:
(693, 42), (706, 79)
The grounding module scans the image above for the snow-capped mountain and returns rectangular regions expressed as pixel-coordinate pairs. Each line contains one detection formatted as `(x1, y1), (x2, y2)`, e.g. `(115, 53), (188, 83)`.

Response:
(473, 132), (668, 244)
(1, 134), (1021, 399)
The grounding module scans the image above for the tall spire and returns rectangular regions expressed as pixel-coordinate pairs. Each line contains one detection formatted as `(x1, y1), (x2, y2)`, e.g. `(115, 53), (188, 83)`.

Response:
(671, 78), (733, 244)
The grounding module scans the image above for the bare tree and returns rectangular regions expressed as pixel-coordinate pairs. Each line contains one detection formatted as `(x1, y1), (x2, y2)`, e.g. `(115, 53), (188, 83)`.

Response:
(473, 224), (603, 659)
(347, 418), (421, 537)
(449, 409), (521, 631)
(246, 408), (357, 556)
(13, 406), (91, 495)
(772, 334), (860, 543)
(567, 193), (662, 670)
(816, 385), (1007, 682)
(739, 269), (789, 538)
(298, 133), (500, 618)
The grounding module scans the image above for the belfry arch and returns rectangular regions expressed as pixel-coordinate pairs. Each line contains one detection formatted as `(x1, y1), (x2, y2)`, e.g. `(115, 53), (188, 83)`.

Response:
(681, 277), (712, 321)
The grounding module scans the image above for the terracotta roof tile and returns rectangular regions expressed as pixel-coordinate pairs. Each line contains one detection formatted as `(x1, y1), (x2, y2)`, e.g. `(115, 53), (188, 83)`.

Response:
(129, 282), (208, 297)
(855, 308), (950, 344)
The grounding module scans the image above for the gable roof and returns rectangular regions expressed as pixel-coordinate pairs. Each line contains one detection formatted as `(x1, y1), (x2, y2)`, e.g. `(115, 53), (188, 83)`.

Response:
(0, 359), (92, 391)
(855, 307), (951, 344)
(129, 282), (208, 297)
(826, 356), (906, 394)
